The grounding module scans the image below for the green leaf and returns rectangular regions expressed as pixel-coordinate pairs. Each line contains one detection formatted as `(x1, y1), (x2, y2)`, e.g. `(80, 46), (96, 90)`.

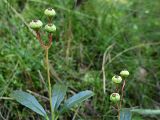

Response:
(61, 90), (94, 113)
(10, 90), (47, 117)
(120, 108), (160, 120)
(120, 108), (132, 120)
(52, 83), (67, 111)
(131, 109), (160, 115)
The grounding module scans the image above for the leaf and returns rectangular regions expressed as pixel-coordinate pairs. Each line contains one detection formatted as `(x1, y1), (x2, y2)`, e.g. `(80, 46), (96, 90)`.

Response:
(52, 83), (67, 111)
(131, 109), (160, 115)
(120, 108), (160, 120)
(61, 90), (94, 113)
(10, 90), (47, 117)
(120, 108), (132, 120)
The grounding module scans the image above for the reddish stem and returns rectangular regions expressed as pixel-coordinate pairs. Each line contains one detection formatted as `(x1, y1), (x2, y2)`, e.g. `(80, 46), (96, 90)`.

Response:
(36, 31), (47, 49)
(47, 33), (53, 48)
(36, 31), (53, 49)
(116, 84), (119, 93)
(120, 80), (126, 109)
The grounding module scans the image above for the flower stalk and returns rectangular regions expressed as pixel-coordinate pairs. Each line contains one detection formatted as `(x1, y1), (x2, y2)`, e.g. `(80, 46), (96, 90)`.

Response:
(45, 47), (54, 120)
(110, 70), (129, 120)
(29, 7), (57, 120)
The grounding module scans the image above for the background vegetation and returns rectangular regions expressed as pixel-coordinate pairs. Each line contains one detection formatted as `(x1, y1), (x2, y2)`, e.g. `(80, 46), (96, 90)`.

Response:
(0, 0), (160, 119)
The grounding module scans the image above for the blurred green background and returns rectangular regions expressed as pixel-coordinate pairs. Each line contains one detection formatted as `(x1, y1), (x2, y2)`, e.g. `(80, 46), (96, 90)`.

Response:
(0, 0), (160, 119)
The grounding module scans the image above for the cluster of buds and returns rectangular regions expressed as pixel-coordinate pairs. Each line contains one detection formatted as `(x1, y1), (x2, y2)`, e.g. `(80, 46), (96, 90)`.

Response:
(110, 70), (129, 103)
(29, 8), (56, 49)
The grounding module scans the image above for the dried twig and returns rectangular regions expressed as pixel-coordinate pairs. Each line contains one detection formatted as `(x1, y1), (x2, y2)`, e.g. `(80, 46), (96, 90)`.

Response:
(3, 0), (36, 36)
(106, 42), (160, 66)
(102, 44), (115, 94)
(37, 70), (45, 85)
(26, 90), (49, 101)
(0, 97), (13, 100)
(72, 106), (80, 120)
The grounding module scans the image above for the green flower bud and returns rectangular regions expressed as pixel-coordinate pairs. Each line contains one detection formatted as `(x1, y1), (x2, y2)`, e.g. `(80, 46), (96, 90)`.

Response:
(44, 8), (56, 17)
(29, 20), (43, 30)
(112, 75), (122, 84)
(120, 70), (129, 77)
(110, 93), (120, 102)
(45, 24), (56, 33)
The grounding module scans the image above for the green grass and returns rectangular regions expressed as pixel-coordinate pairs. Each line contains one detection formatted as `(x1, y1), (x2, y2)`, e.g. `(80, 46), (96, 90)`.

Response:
(0, 0), (160, 119)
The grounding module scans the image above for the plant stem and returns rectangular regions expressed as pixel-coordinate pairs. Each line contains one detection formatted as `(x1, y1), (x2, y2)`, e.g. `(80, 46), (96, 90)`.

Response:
(120, 80), (126, 109)
(118, 79), (126, 120)
(117, 104), (120, 120)
(45, 48), (54, 120)
(118, 110), (120, 120)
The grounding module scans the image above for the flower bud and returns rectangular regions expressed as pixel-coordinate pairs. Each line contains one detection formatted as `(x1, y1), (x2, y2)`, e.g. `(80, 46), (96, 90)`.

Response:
(45, 24), (56, 33)
(112, 75), (122, 84)
(110, 93), (120, 102)
(44, 8), (56, 17)
(120, 70), (129, 77)
(29, 20), (43, 30)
